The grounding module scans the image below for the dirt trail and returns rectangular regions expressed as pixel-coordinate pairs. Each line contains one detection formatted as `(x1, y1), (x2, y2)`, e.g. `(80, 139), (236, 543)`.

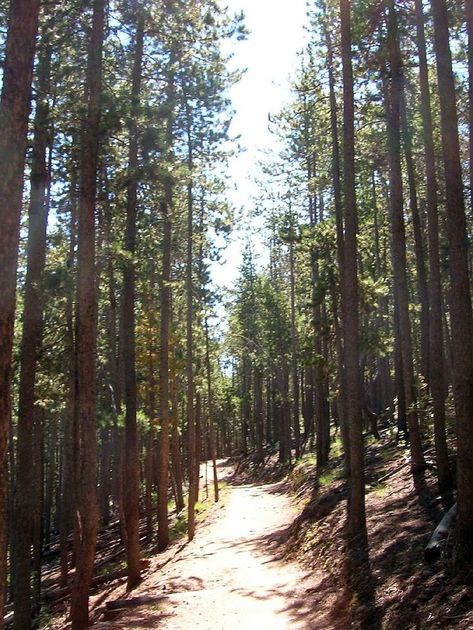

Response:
(94, 463), (329, 629)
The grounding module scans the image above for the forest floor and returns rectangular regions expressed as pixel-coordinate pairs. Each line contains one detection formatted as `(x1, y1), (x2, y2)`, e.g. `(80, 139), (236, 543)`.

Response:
(43, 436), (473, 629)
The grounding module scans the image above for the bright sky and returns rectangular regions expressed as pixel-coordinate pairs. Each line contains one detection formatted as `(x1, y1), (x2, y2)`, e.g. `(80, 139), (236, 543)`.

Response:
(211, 0), (308, 291)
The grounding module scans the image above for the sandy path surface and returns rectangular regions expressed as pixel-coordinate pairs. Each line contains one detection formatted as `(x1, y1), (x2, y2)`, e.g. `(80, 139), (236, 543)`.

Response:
(95, 463), (323, 629)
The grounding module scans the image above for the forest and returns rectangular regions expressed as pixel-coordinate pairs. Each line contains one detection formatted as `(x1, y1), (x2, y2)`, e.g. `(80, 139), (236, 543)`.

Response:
(1, 0), (473, 628)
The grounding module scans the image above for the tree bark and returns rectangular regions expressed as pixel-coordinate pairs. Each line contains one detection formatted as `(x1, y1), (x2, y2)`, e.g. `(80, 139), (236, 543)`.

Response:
(186, 105), (198, 543)
(289, 237), (300, 459)
(170, 376), (184, 512)
(157, 64), (175, 552)
(385, 0), (425, 470)
(432, 0), (473, 567)
(205, 320), (219, 501)
(323, 16), (350, 465)
(123, 11), (145, 589)
(60, 163), (79, 588)
(399, 88), (430, 386)
(70, 0), (105, 626)
(0, 1), (41, 621)
(12, 36), (51, 629)
(340, 0), (366, 543)
(466, 0), (473, 213)
(414, 0), (452, 492)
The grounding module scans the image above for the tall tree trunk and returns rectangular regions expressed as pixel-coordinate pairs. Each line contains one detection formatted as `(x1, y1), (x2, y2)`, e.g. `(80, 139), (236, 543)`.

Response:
(99, 427), (111, 526)
(393, 289), (407, 441)
(60, 164), (78, 587)
(123, 12), (144, 589)
(12, 37), (51, 629)
(289, 238), (300, 459)
(157, 64), (175, 552)
(399, 89), (430, 386)
(158, 188), (172, 550)
(101, 164), (126, 545)
(340, 0), (366, 543)
(70, 0), (105, 626)
(385, 0), (424, 470)
(0, 1), (41, 620)
(432, 0), (473, 566)
(466, 0), (473, 213)
(195, 393), (202, 505)
(414, 0), (452, 492)
(186, 107), (198, 543)
(254, 369), (264, 467)
(170, 376), (184, 512)
(205, 320), (219, 501)
(322, 4), (350, 464)
(31, 407), (44, 616)
(145, 349), (156, 539)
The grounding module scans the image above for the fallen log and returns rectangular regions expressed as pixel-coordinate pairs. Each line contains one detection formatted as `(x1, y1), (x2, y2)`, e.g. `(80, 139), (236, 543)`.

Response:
(43, 558), (149, 602)
(41, 521), (121, 561)
(3, 611), (13, 627)
(43, 567), (128, 601)
(425, 502), (457, 562)
(105, 594), (167, 611)
(376, 460), (411, 484)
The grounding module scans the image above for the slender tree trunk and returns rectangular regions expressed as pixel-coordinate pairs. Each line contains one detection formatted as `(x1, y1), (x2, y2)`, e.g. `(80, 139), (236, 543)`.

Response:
(186, 111), (198, 542)
(157, 64), (175, 552)
(60, 169), (78, 587)
(340, 0), (366, 543)
(31, 407), (44, 616)
(170, 377), (184, 512)
(432, 0), (473, 566)
(289, 238), (300, 459)
(282, 364), (291, 463)
(70, 0), (105, 626)
(102, 165), (127, 545)
(385, 1), (424, 470)
(414, 0), (452, 492)
(99, 427), (111, 526)
(393, 298), (407, 440)
(242, 360), (250, 457)
(302, 368), (314, 445)
(400, 88), (430, 386)
(158, 188), (172, 550)
(205, 320), (219, 501)
(12, 38), (51, 629)
(43, 421), (56, 549)
(466, 0), (473, 213)
(0, 1), (41, 620)
(145, 349), (156, 538)
(195, 393), (202, 504)
(323, 7), (350, 465)
(123, 12), (144, 588)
